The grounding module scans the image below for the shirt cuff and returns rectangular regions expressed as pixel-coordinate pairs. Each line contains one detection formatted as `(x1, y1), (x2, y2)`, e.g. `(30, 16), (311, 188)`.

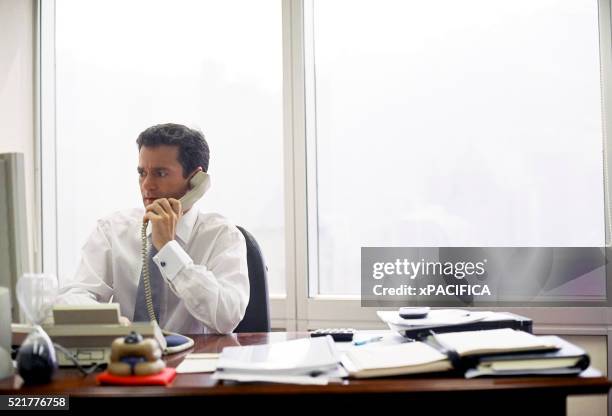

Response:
(153, 240), (193, 282)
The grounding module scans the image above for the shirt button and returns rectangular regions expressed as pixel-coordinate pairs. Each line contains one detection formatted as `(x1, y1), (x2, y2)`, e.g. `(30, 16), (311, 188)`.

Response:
(160, 261), (166, 267)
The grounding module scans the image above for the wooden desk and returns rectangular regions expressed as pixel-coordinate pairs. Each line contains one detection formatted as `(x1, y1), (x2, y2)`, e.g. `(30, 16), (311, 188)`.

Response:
(1, 332), (610, 415)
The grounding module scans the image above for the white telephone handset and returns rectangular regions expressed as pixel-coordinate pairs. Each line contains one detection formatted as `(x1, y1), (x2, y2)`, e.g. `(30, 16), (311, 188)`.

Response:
(178, 170), (211, 212)
(140, 171), (210, 323)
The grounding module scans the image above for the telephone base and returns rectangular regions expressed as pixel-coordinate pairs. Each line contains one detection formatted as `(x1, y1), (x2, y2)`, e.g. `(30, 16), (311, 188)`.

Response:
(12, 320), (166, 368)
(56, 347), (110, 367)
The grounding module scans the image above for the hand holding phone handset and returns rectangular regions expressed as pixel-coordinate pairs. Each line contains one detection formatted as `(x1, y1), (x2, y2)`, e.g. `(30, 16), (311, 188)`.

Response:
(140, 170), (211, 354)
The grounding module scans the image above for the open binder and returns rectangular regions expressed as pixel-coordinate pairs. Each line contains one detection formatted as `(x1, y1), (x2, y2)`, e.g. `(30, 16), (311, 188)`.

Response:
(341, 328), (590, 379)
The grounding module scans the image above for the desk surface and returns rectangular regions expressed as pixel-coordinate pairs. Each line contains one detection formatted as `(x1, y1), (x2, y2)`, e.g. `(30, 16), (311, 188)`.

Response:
(1, 332), (610, 399)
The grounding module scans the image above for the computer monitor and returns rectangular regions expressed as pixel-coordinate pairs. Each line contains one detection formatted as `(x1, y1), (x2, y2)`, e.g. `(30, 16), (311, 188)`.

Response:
(0, 152), (30, 322)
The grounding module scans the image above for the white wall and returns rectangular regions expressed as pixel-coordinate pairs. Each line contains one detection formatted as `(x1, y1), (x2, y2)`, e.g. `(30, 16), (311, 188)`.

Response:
(0, 0), (36, 272)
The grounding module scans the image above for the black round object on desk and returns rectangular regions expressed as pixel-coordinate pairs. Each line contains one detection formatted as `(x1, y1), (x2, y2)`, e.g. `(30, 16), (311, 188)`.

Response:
(16, 330), (57, 385)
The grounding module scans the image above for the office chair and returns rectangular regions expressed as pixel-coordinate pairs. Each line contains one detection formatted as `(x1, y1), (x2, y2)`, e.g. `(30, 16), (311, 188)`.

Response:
(234, 226), (271, 333)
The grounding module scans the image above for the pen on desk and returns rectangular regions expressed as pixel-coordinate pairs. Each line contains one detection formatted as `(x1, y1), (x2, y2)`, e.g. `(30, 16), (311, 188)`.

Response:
(353, 336), (383, 346)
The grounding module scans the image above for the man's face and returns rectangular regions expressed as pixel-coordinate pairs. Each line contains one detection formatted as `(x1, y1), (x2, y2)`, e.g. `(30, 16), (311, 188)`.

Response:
(138, 145), (189, 207)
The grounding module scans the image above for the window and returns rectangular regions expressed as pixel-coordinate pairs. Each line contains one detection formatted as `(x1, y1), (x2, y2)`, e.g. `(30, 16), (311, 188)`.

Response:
(305, 0), (606, 297)
(51, 0), (285, 294)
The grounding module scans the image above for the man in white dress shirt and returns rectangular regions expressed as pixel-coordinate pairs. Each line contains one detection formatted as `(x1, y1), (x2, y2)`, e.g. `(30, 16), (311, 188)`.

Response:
(57, 123), (249, 334)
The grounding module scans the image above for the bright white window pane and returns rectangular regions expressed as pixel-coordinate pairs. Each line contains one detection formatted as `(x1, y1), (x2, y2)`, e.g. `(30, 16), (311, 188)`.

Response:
(309, 0), (605, 295)
(55, 0), (285, 294)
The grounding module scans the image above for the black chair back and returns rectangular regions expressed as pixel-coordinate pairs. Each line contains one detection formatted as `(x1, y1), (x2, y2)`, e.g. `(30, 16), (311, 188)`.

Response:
(234, 226), (270, 333)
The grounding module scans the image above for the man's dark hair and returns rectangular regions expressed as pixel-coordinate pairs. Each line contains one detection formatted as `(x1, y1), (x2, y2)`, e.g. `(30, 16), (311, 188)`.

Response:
(136, 123), (210, 176)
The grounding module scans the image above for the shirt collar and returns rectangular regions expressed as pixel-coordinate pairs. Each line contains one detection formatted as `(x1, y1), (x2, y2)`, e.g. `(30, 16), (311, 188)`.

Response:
(145, 204), (199, 244)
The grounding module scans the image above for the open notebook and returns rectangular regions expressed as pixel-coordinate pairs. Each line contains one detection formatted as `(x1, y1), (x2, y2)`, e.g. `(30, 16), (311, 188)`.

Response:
(341, 341), (453, 378)
(341, 328), (582, 379)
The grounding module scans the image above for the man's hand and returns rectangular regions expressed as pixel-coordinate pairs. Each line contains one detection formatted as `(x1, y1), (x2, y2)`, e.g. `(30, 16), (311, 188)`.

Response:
(144, 198), (182, 251)
(119, 316), (131, 326)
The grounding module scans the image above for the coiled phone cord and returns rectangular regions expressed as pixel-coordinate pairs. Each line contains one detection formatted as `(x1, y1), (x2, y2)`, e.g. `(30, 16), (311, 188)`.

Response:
(141, 220), (195, 354)
(141, 220), (157, 323)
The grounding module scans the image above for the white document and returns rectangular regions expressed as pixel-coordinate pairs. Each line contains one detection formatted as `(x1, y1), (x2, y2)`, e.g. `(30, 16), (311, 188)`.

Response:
(176, 353), (219, 374)
(213, 372), (330, 385)
(212, 365), (349, 386)
(216, 336), (340, 375)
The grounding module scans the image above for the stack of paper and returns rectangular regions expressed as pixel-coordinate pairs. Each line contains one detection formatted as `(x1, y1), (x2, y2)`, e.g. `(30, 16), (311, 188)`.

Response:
(212, 336), (347, 385)
(176, 353), (219, 374)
